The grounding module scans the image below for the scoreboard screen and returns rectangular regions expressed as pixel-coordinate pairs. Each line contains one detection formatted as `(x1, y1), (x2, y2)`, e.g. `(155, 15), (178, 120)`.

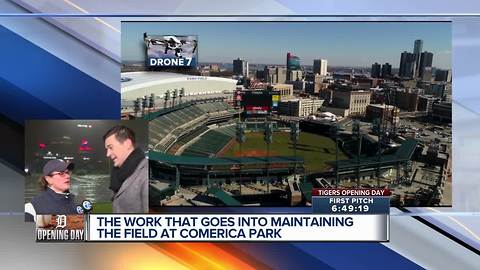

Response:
(242, 91), (272, 115)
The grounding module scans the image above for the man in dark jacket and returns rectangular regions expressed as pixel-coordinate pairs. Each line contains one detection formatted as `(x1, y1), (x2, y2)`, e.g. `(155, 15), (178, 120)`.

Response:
(103, 125), (148, 213)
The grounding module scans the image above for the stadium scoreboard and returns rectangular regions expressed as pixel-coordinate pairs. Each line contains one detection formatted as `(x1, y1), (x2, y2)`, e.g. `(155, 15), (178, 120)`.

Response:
(240, 90), (280, 115)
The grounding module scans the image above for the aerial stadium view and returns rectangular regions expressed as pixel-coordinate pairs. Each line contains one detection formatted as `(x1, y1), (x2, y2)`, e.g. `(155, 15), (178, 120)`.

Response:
(121, 21), (452, 207)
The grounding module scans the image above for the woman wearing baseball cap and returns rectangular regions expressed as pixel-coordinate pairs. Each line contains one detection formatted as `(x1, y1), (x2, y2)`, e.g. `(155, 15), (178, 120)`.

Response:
(25, 159), (78, 221)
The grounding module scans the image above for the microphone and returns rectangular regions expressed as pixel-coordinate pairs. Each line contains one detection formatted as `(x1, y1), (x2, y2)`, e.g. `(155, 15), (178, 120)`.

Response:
(76, 205), (84, 214)
(76, 200), (93, 214)
(82, 200), (93, 213)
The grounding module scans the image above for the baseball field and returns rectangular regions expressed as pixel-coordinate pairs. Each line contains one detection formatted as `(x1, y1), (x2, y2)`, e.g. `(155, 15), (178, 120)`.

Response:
(221, 131), (348, 173)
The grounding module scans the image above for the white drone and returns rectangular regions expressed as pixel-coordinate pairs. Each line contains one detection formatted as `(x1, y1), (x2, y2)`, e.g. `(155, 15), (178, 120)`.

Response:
(144, 33), (197, 58)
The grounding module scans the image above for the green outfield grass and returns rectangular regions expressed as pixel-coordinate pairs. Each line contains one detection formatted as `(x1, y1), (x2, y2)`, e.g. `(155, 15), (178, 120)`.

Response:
(222, 131), (348, 173)
(92, 202), (112, 214)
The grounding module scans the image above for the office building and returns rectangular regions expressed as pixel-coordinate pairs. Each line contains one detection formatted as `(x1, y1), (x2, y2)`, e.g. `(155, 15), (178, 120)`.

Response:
(288, 70), (303, 82)
(413, 39), (423, 77)
(269, 84), (293, 99)
(313, 59), (328, 76)
(233, 58), (249, 77)
(286, 52), (301, 81)
(366, 104), (400, 125)
(435, 69), (452, 82)
(399, 51), (416, 78)
(265, 66), (287, 84)
(419, 52), (434, 81)
(278, 98), (324, 117)
(332, 89), (371, 116)
(381, 63), (392, 78)
(432, 102), (452, 122)
(418, 95), (439, 113)
(395, 91), (419, 112)
(371, 62), (381, 78)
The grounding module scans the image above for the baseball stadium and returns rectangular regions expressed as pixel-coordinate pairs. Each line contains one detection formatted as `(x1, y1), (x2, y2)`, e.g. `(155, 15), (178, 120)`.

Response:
(145, 98), (337, 207)
(122, 72), (448, 207)
(120, 73), (348, 207)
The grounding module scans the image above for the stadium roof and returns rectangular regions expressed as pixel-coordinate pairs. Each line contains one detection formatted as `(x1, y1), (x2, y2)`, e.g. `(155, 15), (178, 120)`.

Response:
(121, 71), (237, 93)
(335, 138), (418, 169)
(149, 151), (304, 166)
(143, 98), (230, 121)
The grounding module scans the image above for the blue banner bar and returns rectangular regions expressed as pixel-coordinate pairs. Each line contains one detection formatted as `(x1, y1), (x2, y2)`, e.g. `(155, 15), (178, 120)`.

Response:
(312, 197), (390, 215)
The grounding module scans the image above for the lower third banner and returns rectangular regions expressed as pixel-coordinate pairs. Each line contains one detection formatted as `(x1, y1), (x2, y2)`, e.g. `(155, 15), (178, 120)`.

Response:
(86, 214), (388, 242)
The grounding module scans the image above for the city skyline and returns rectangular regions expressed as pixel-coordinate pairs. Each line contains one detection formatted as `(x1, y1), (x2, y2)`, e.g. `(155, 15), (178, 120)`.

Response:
(123, 22), (452, 69)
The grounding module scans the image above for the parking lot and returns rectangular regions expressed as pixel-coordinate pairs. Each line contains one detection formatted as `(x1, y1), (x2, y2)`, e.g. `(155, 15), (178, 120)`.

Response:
(398, 118), (452, 146)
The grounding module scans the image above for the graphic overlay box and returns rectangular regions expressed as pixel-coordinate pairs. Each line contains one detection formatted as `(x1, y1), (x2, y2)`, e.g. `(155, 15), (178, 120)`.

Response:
(312, 188), (390, 241)
(144, 33), (197, 68)
(35, 215), (85, 242)
(33, 188), (390, 242)
(86, 213), (387, 242)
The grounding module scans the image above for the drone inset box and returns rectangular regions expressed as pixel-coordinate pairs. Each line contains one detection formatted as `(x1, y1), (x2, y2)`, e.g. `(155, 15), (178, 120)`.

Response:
(144, 34), (198, 68)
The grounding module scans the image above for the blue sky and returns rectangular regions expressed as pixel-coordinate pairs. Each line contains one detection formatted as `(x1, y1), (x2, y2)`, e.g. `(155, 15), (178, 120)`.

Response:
(122, 22), (451, 69)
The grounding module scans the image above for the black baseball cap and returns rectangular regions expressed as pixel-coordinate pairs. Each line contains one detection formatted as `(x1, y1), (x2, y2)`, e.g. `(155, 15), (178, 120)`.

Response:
(42, 159), (74, 176)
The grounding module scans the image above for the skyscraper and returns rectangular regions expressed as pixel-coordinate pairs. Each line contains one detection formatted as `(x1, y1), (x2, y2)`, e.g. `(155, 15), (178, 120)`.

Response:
(313, 59), (328, 76)
(399, 51), (416, 78)
(277, 67), (287, 83)
(381, 63), (392, 78)
(435, 69), (452, 82)
(413, 39), (423, 77)
(419, 51), (434, 81)
(288, 70), (303, 81)
(265, 66), (287, 84)
(371, 62), (381, 78)
(233, 58), (249, 77)
(286, 52), (301, 81)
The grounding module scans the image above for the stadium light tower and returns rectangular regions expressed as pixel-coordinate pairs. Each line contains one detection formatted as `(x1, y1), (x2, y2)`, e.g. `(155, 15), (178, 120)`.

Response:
(164, 90), (171, 109)
(264, 121), (273, 193)
(133, 98), (140, 117)
(205, 165), (212, 187)
(179, 87), (185, 104)
(371, 117), (382, 187)
(330, 123), (340, 187)
(236, 121), (246, 155)
(236, 120), (246, 194)
(141, 95), (148, 117)
(149, 93), (155, 112)
(172, 89), (178, 107)
(290, 122), (300, 181)
(352, 120), (362, 188)
(376, 119), (390, 188)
